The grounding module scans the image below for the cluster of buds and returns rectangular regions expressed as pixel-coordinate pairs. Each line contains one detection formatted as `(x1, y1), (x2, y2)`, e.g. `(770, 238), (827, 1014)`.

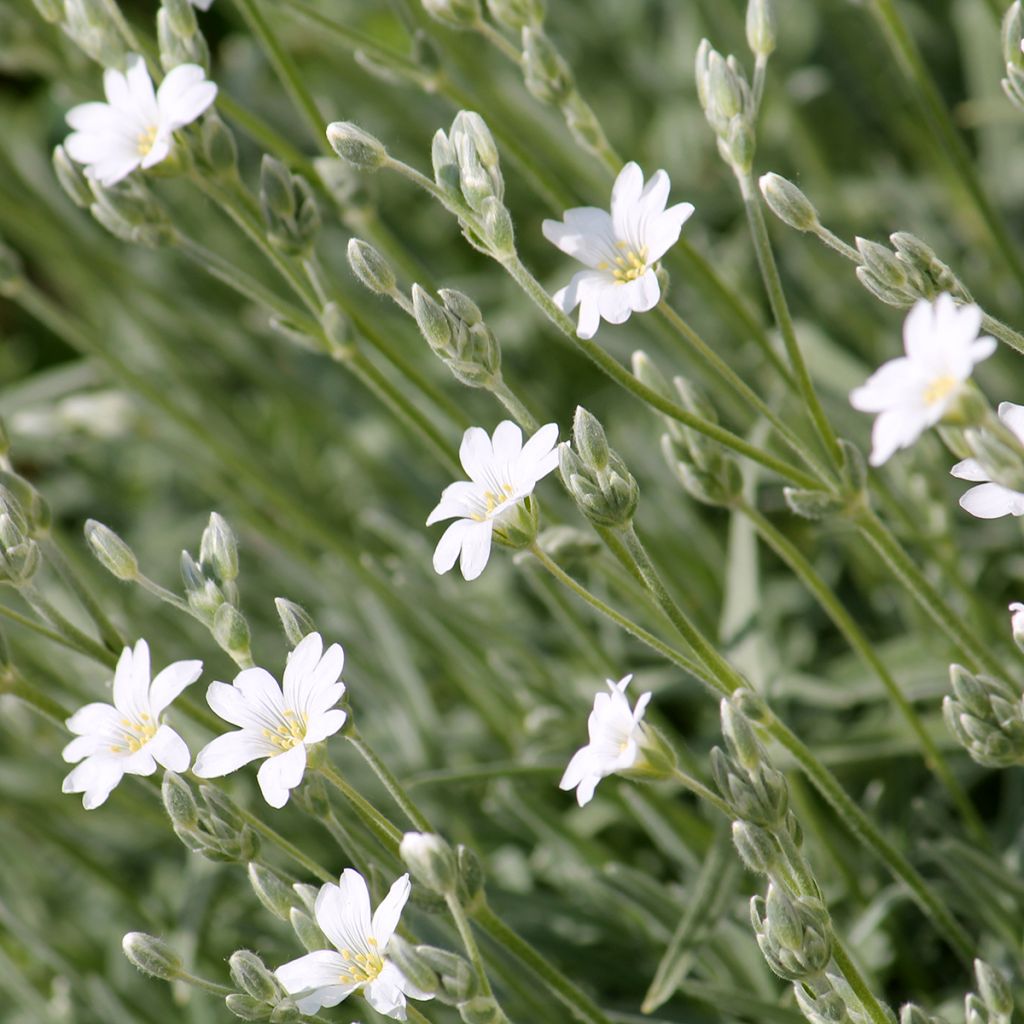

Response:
(695, 40), (756, 174)
(411, 285), (501, 388)
(943, 664), (1024, 768)
(260, 156), (320, 256)
(855, 233), (967, 309)
(0, 478), (49, 586)
(421, 0), (482, 29)
(432, 111), (514, 256)
(1002, 3), (1024, 110)
(158, 0), (210, 71)
(400, 831), (485, 907)
(225, 950), (301, 1022)
(751, 884), (831, 983)
(163, 771), (260, 863)
(61, 0), (125, 67)
(558, 407), (639, 528)
(965, 959), (1014, 1024)
(783, 440), (867, 521)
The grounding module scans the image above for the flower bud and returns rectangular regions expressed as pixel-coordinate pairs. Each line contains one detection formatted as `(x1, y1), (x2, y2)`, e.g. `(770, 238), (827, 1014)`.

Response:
(856, 237), (910, 292)
(630, 350), (674, 401)
(795, 983), (848, 1024)
(248, 863), (299, 922)
(456, 843), (485, 905)
(347, 239), (397, 296)
(413, 284), (455, 356)
(268, 1001), (302, 1024)
(751, 885), (831, 982)
(721, 696), (762, 774)
(855, 266), (914, 309)
(1004, 2), (1024, 69)
(422, 0), (482, 27)
(432, 129), (461, 195)
(944, 665), (1024, 768)
(290, 907), (328, 952)
(387, 935), (441, 997)
(415, 945), (478, 1003)
(158, 9), (211, 71)
(401, 832), (459, 895)
(225, 994), (269, 1021)
(326, 122), (387, 170)
(759, 173), (819, 232)
(746, 0), (776, 58)
(974, 959), (1013, 1019)
(230, 951), (281, 1003)
(200, 512), (239, 583)
(200, 114), (237, 177)
(486, 0), (544, 30)
(783, 487), (846, 520)
(479, 197), (515, 256)
(732, 820), (780, 875)
(53, 146), (94, 209)
(460, 996), (510, 1024)
(213, 603), (252, 662)
(522, 28), (574, 105)
(122, 933), (183, 981)
(84, 519), (139, 580)
(162, 771), (199, 830)
(261, 156), (297, 220)
(274, 598), (317, 648)
(572, 406), (610, 471)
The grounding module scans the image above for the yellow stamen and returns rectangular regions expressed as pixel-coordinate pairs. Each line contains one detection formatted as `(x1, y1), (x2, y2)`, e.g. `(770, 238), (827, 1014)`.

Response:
(923, 374), (958, 407)
(610, 244), (649, 284)
(136, 124), (159, 157)
(261, 710), (308, 751)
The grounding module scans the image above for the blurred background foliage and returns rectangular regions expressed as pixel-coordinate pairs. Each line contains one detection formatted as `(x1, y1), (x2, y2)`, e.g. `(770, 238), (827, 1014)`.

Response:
(3, 1), (1024, 1023)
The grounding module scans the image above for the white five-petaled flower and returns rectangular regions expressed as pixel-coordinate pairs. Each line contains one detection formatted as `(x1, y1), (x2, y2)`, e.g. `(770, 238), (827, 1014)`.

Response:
(276, 869), (431, 1020)
(849, 293), (996, 466)
(192, 632), (346, 808)
(559, 674), (651, 807)
(951, 402), (1024, 518)
(427, 420), (559, 581)
(64, 55), (217, 187)
(542, 162), (694, 339)
(62, 640), (201, 809)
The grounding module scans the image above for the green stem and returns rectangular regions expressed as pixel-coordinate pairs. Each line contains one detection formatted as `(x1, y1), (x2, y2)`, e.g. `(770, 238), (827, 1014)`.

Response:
(318, 760), (403, 852)
(446, 893), (494, 998)
(739, 500), (986, 843)
(490, 377), (539, 432)
(225, 797), (334, 883)
(178, 972), (234, 997)
(475, 18), (521, 64)
(829, 938), (893, 1024)
(0, 600), (92, 656)
(42, 538), (124, 652)
(3, 669), (69, 726)
(854, 507), (1008, 679)
(473, 902), (614, 1024)
(737, 172), (842, 470)
(670, 767), (733, 818)
(346, 732), (433, 832)
(19, 584), (117, 668)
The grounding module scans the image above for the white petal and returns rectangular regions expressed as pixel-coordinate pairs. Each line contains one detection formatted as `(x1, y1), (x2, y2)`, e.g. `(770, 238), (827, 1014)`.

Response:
(365, 967), (409, 1020)
(618, 269), (661, 314)
(999, 402), (1024, 445)
(849, 358), (916, 413)
(515, 423), (560, 486)
(958, 482), (1024, 519)
(576, 291), (602, 340)
(121, 748), (157, 777)
(559, 745), (597, 793)
(148, 659), (202, 716)
(63, 756), (125, 809)
(207, 679), (265, 729)
(950, 458), (989, 482)
(112, 641), (144, 717)
(277, 951), (356, 1010)
(147, 725), (191, 772)
(90, 151), (144, 187)
(645, 201), (694, 263)
(432, 518), (472, 575)
(65, 101), (123, 133)
(157, 64), (217, 130)
(192, 730), (274, 777)
(256, 743), (307, 807)
(610, 162), (644, 237)
(541, 208), (618, 268)
(597, 281), (635, 326)
(316, 870), (373, 953)
(902, 298), (935, 361)
(283, 632), (328, 712)
(371, 874), (411, 947)
(62, 733), (108, 763)
(65, 701), (119, 738)
(868, 408), (927, 466)
(459, 427), (494, 482)
(303, 708), (347, 744)
(427, 481), (484, 525)
(491, 421), (523, 463)
(139, 135), (172, 169)
(459, 521), (493, 581)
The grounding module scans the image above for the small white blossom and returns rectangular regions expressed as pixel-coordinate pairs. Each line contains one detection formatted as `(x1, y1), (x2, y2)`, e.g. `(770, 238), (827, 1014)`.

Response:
(849, 293), (996, 466)
(951, 402), (1024, 518)
(64, 55), (217, 187)
(559, 674), (651, 807)
(1010, 602), (1024, 646)
(62, 640), (201, 809)
(427, 420), (559, 581)
(192, 632), (346, 808)
(276, 869), (432, 1020)
(542, 162), (694, 339)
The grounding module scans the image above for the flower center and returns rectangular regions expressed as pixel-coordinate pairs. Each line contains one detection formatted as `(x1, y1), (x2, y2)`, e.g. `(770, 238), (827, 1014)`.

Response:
(470, 484), (516, 522)
(111, 712), (157, 754)
(337, 938), (384, 986)
(923, 373), (958, 407)
(605, 242), (649, 283)
(136, 124), (159, 157)
(263, 709), (307, 751)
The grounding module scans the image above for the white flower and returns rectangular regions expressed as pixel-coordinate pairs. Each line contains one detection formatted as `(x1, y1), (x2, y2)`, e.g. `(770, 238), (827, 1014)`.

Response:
(62, 640), (201, 809)
(1010, 602), (1024, 646)
(427, 420), (559, 581)
(950, 402), (1024, 518)
(559, 674), (651, 807)
(276, 869), (432, 1020)
(64, 55), (217, 187)
(191, 0), (214, 8)
(542, 162), (694, 339)
(192, 632), (346, 808)
(849, 293), (996, 466)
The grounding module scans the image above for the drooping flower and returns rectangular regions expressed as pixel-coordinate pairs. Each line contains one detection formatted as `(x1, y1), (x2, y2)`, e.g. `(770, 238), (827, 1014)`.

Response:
(64, 55), (217, 187)
(192, 632), (346, 808)
(849, 293), (996, 466)
(276, 869), (432, 1020)
(950, 402), (1024, 518)
(542, 162), (694, 339)
(62, 640), (201, 809)
(427, 420), (559, 581)
(559, 674), (652, 807)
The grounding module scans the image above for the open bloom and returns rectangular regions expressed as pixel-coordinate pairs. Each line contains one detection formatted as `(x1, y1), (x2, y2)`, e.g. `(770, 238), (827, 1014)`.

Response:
(951, 402), (1024, 518)
(849, 293), (996, 466)
(276, 869), (431, 1019)
(559, 675), (651, 807)
(62, 640), (201, 809)
(64, 55), (217, 187)
(542, 162), (694, 339)
(427, 420), (559, 581)
(192, 632), (346, 808)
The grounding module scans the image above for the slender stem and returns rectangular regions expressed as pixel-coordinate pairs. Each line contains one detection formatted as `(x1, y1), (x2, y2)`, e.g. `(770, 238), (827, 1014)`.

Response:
(737, 172), (842, 469)
(670, 767), (732, 818)
(19, 585), (117, 668)
(751, 55), (768, 114)
(406, 1005), (434, 1024)
(178, 972), (234, 997)
(346, 732), (433, 832)
(318, 760), (403, 851)
(42, 538), (124, 652)
(475, 19), (521, 64)
(811, 224), (861, 263)
(446, 894), (494, 998)
(854, 507), (1008, 679)
(739, 500), (986, 843)
(473, 902), (614, 1024)
(980, 313), (1024, 357)
(763, 713), (974, 964)
(490, 378), (539, 432)
(2, 669), (69, 726)
(224, 798), (334, 883)
(0, 600), (90, 655)
(829, 938), (893, 1024)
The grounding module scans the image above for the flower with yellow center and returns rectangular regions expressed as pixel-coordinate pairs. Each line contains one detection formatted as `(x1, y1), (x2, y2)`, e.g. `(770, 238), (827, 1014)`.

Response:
(62, 639), (201, 809)
(951, 402), (1024, 519)
(542, 162), (694, 339)
(64, 55), (217, 188)
(276, 869), (432, 1020)
(850, 293), (996, 466)
(427, 420), (560, 581)
(192, 632), (347, 808)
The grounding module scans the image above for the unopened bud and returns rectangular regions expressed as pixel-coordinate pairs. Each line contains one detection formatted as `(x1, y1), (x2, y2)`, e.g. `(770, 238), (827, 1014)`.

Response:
(486, 0), (543, 30)
(225, 993), (269, 1021)
(783, 487), (846, 520)
(416, 945), (478, 1003)
(975, 959), (1013, 1018)
(202, 115), (238, 177)
(746, 0), (777, 58)
(413, 284), (455, 356)
(213, 603), (251, 661)
(401, 832), (458, 895)
(53, 146), (94, 209)
(522, 28), (573, 105)
(732, 821), (779, 875)
(84, 519), (139, 580)
(326, 122), (387, 170)
(856, 237), (909, 292)
(32, 0), (63, 22)
(439, 289), (483, 325)
(456, 843), (485, 905)
(572, 406), (610, 471)
(275, 598), (317, 648)
(290, 907), (328, 952)
(460, 996), (510, 1024)
(422, 0), (482, 27)
(248, 863), (298, 922)
(162, 771), (199, 830)
(122, 933), (182, 980)
(759, 173), (818, 232)
(200, 512), (239, 583)
(229, 951), (280, 1003)
(261, 156), (296, 220)
(387, 936), (441, 997)
(480, 197), (515, 255)
(347, 239), (396, 296)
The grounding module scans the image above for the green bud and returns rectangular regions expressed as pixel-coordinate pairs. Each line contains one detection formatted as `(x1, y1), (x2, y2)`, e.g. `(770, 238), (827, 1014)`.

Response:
(701, 47), (746, 132)
(326, 122), (388, 170)
(230, 951), (280, 1003)
(486, 0), (544, 31)
(400, 832), (458, 895)
(794, 983), (848, 1024)
(413, 284), (455, 356)
(201, 784), (245, 834)
(455, 843), (485, 906)
(752, 886), (831, 982)
(422, 0), (482, 27)
(630, 350), (674, 401)
(162, 771), (199, 830)
(200, 512), (239, 583)
(225, 994), (270, 1021)
(559, 441), (639, 529)
(783, 487), (847, 520)
(440, 289), (483, 326)
(746, 0), (776, 58)
(856, 237), (910, 292)
(347, 238), (397, 296)
(162, 0), (199, 38)
(572, 406), (610, 471)
(1004, 2), (1024, 69)
(460, 996), (510, 1024)
(889, 232), (962, 299)
(213, 603), (251, 661)
(322, 302), (355, 360)
(966, 994), (987, 1024)
(290, 907), (328, 952)
(452, 111), (500, 174)
(855, 266), (914, 309)
(53, 146), (94, 209)
(479, 197), (515, 256)
(248, 863), (298, 922)
(292, 883), (320, 915)
(974, 959), (1013, 1018)
(416, 945), (478, 1003)
(522, 28), (574, 105)
(84, 519), (139, 580)
(758, 173), (818, 232)
(201, 115), (238, 177)
(269, 1001), (302, 1024)
(158, 9), (210, 71)
(274, 597), (317, 648)
(721, 696), (762, 773)
(0, 474), (49, 537)
(122, 933), (183, 980)
(432, 129), (462, 196)
(387, 936), (441, 997)
(964, 428), (1024, 491)
(732, 820), (780, 875)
